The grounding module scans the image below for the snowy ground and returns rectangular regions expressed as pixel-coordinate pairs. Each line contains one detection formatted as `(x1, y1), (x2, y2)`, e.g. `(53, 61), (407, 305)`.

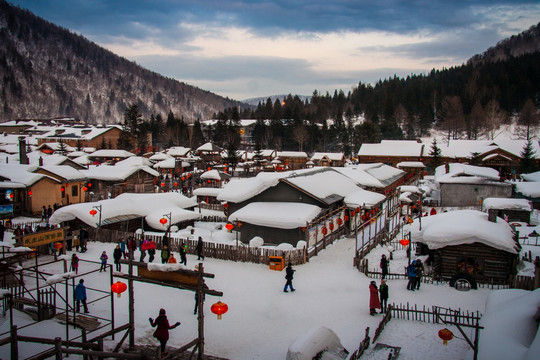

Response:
(1, 217), (538, 359)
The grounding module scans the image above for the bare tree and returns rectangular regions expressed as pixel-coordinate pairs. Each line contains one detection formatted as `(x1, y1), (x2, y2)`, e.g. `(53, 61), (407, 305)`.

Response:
(483, 99), (507, 140)
(468, 100), (484, 140)
(293, 124), (310, 152)
(438, 96), (465, 141)
(517, 99), (539, 140)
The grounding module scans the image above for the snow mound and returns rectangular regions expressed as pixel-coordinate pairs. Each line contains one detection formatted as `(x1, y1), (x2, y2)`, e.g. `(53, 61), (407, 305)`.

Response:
(249, 236), (264, 247)
(276, 243), (294, 251)
(286, 326), (348, 360)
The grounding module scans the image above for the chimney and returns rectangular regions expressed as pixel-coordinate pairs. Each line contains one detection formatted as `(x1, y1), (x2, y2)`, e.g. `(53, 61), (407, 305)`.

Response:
(19, 136), (29, 165)
(39, 156), (43, 166)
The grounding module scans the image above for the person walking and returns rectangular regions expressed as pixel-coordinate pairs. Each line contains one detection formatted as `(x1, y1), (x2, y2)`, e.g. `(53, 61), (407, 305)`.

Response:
(47, 205), (53, 220)
(406, 260), (418, 291)
(74, 279), (89, 313)
(379, 279), (389, 313)
(161, 245), (170, 264)
(148, 240), (156, 263)
(415, 259), (424, 290)
(99, 251), (108, 272)
(380, 254), (389, 279)
(139, 239), (147, 262)
(149, 308), (181, 357)
(71, 253), (80, 274)
(41, 206), (47, 221)
(120, 238), (127, 259)
(179, 242), (187, 266)
(113, 245), (123, 271)
(196, 237), (205, 261)
(369, 281), (381, 316)
(283, 263), (295, 292)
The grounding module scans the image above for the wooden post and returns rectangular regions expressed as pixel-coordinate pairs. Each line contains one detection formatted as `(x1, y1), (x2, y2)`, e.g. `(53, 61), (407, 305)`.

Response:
(197, 263), (205, 360)
(55, 337), (62, 360)
(11, 325), (18, 360)
(110, 263), (115, 340)
(534, 256), (540, 290)
(128, 255), (135, 349)
(82, 329), (88, 360)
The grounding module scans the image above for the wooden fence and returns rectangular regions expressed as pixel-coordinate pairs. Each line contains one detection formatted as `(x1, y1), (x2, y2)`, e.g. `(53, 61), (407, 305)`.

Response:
(88, 228), (307, 266)
(348, 327), (371, 360)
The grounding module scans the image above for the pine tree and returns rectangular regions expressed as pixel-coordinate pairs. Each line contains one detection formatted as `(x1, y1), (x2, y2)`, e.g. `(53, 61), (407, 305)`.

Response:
(520, 139), (537, 174)
(429, 138), (442, 171)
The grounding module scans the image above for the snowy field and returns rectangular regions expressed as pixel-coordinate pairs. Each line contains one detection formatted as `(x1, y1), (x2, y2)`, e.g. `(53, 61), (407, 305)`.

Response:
(1, 214), (539, 359)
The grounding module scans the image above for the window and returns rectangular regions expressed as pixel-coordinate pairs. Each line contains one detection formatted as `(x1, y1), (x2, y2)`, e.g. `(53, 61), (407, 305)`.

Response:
(71, 185), (78, 197)
(457, 256), (484, 275)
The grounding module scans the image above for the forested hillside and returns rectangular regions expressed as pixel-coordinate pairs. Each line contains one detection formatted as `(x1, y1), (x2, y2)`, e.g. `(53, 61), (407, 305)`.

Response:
(217, 23), (540, 154)
(0, 0), (242, 124)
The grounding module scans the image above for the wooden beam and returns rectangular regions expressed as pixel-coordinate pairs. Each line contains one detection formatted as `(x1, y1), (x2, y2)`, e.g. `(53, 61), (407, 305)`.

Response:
(115, 273), (223, 297)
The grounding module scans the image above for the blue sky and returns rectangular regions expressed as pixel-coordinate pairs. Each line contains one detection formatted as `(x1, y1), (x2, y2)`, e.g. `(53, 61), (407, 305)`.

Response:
(9, 0), (540, 101)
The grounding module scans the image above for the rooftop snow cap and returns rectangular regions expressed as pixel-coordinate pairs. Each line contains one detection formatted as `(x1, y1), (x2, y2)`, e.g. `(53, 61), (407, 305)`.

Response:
(159, 308), (166, 315)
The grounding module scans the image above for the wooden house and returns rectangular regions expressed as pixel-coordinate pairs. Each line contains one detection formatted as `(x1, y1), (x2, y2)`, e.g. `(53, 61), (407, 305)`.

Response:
(310, 152), (346, 167)
(33, 165), (87, 207)
(412, 210), (520, 287)
(482, 198), (533, 224)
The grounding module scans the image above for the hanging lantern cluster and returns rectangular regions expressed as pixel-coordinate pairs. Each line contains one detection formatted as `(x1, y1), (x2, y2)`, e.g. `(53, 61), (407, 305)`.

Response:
(211, 300), (229, 320)
(438, 328), (454, 345)
(111, 281), (127, 298)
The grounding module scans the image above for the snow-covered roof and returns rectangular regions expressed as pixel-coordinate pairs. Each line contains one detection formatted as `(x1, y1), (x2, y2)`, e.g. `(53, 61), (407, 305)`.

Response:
(167, 147), (191, 157)
(410, 210), (518, 254)
(513, 182), (540, 198)
(0, 163), (53, 186)
(36, 142), (76, 152)
(399, 185), (422, 194)
(228, 202), (322, 229)
(193, 187), (222, 197)
(396, 161), (425, 168)
(357, 140), (424, 157)
(284, 168), (361, 201)
(152, 158), (190, 169)
(435, 163), (500, 184)
(217, 172), (284, 203)
(37, 165), (86, 181)
(200, 169), (230, 181)
(335, 163), (405, 188)
(478, 288), (540, 360)
(310, 152), (345, 161)
(35, 125), (122, 141)
(343, 188), (386, 208)
(49, 192), (198, 229)
(521, 171), (540, 182)
(149, 152), (170, 161)
(438, 140), (494, 158)
(482, 198), (532, 212)
(115, 156), (153, 167)
(493, 139), (540, 159)
(197, 142), (223, 152)
(0, 133), (38, 146)
(88, 149), (135, 158)
(81, 163), (159, 181)
(276, 151), (308, 158)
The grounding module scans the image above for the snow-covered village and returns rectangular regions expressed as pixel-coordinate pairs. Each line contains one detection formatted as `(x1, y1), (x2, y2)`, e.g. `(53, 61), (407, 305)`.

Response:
(1, 1), (540, 360)
(0, 117), (539, 360)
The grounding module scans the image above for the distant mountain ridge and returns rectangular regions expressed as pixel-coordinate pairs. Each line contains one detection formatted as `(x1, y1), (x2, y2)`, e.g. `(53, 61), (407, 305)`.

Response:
(0, 0), (243, 124)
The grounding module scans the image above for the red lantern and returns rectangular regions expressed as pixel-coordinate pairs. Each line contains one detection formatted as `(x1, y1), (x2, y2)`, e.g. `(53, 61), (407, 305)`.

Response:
(161, 182), (166, 187)
(82, 186), (88, 191)
(399, 204), (403, 208)
(301, 227), (306, 232)
(371, 209), (375, 215)
(111, 281), (127, 298)
(211, 301), (228, 320)
(438, 328), (454, 345)
(329, 223), (334, 231)
(89, 209), (98, 216)
(223, 203), (229, 208)
(399, 239), (410, 246)
(344, 215), (349, 221)
(350, 210), (355, 217)
(225, 223), (234, 231)
(174, 182), (178, 187)
(375, 207), (379, 212)
(356, 207), (360, 213)
(28, 190), (32, 196)
(361, 214), (367, 221)
(321, 227), (328, 235)
(160, 218), (168, 226)
(337, 218), (343, 225)
(53, 242), (63, 250)
(181, 177), (185, 181)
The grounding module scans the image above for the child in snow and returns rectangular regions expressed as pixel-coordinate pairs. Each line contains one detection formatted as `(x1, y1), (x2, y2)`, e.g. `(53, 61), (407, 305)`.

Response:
(99, 251), (108, 272)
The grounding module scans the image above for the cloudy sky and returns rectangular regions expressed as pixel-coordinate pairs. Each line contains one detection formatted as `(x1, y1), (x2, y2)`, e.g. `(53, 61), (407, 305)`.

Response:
(10, 0), (540, 101)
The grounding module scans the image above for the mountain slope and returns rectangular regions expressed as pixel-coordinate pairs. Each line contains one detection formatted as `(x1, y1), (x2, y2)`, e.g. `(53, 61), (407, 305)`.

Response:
(0, 0), (242, 124)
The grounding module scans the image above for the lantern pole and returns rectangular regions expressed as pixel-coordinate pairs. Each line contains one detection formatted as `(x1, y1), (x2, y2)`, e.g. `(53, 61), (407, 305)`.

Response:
(92, 204), (102, 243)
(163, 212), (172, 241)
(197, 263), (205, 359)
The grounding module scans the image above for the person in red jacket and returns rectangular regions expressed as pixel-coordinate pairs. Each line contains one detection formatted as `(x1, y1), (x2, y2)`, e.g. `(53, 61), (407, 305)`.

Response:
(369, 281), (381, 316)
(149, 308), (181, 357)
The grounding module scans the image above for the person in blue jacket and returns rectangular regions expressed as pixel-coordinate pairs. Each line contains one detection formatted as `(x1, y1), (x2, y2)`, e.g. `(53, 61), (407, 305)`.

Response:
(406, 260), (418, 291)
(74, 279), (89, 313)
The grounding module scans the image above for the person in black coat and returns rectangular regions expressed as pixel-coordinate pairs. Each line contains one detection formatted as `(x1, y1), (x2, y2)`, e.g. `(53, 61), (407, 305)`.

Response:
(113, 245), (123, 271)
(196, 237), (204, 261)
(283, 263), (296, 292)
(380, 254), (389, 279)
